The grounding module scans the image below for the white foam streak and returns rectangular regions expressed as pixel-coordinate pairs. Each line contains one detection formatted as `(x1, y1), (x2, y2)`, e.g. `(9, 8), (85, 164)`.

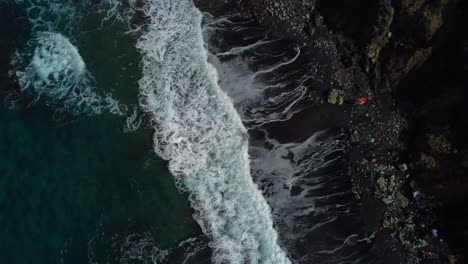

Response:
(252, 47), (301, 78)
(203, 17), (313, 126)
(215, 38), (276, 57)
(119, 233), (169, 264)
(206, 50), (308, 126)
(136, 0), (290, 263)
(250, 132), (347, 241)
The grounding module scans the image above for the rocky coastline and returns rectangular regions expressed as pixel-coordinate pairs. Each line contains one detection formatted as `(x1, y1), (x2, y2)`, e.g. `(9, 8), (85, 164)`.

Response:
(2, 0), (467, 262)
(234, 0), (468, 263)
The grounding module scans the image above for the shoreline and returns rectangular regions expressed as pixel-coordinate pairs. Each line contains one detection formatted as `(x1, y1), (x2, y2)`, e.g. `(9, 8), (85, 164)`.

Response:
(235, 0), (468, 263)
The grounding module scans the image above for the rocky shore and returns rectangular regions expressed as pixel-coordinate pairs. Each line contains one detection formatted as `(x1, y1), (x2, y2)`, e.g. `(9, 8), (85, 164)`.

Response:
(235, 0), (468, 263)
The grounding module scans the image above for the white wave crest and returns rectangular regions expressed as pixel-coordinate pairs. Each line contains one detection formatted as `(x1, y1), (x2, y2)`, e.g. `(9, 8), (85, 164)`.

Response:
(136, 0), (291, 263)
(12, 32), (126, 115)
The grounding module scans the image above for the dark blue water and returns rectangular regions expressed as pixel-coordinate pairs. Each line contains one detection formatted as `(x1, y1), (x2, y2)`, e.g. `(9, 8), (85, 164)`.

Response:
(0, 106), (199, 263)
(0, 1), (202, 263)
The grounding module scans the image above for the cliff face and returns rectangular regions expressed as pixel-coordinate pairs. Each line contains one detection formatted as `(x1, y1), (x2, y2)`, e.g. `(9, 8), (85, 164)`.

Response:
(240, 0), (455, 99)
(238, 0), (468, 262)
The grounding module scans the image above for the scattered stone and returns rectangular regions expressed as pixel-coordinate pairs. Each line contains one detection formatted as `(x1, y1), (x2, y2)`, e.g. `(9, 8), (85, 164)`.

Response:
(418, 152), (439, 169)
(383, 219), (391, 228)
(376, 165), (386, 173)
(382, 196), (393, 205)
(388, 175), (397, 190)
(396, 192), (409, 208)
(427, 132), (452, 154)
(367, 43), (381, 64)
(377, 177), (387, 191)
(398, 163), (408, 172)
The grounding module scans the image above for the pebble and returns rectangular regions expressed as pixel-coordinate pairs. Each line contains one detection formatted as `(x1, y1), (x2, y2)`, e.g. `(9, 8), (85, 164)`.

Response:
(397, 192), (409, 208)
(398, 163), (408, 172)
(382, 196), (393, 205)
(377, 177), (387, 191)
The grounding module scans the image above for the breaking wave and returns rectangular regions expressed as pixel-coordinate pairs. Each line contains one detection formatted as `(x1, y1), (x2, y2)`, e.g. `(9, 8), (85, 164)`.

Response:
(136, 0), (290, 263)
(11, 31), (126, 116)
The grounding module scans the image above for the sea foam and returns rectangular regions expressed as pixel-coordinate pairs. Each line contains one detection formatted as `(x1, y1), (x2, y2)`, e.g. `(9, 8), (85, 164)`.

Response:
(202, 15), (315, 127)
(15, 0), (81, 33)
(12, 32), (126, 116)
(136, 0), (291, 263)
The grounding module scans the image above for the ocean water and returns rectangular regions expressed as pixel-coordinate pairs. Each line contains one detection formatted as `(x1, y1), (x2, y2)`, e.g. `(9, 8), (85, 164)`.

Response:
(0, 1), (201, 263)
(0, 105), (198, 263)
(2, 0), (377, 263)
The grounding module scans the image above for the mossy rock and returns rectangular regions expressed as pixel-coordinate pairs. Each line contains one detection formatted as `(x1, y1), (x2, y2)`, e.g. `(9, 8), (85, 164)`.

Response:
(418, 152), (439, 169)
(327, 89), (344, 105)
(427, 132), (452, 154)
(420, 0), (449, 42)
(367, 42), (382, 63)
(396, 192), (409, 208)
(377, 176), (388, 192)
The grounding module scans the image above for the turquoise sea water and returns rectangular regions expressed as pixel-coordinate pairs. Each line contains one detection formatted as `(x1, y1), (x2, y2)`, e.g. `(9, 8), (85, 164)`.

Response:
(0, 1), (200, 263)
(0, 106), (197, 263)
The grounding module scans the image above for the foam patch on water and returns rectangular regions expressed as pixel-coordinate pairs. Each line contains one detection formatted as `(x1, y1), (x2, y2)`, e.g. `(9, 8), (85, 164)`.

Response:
(111, 234), (210, 264)
(136, 0), (290, 263)
(94, 0), (141, 32)
(118, 233), (170, 264)
(12, 32), (126, 116)
(15, 0), (81, 33)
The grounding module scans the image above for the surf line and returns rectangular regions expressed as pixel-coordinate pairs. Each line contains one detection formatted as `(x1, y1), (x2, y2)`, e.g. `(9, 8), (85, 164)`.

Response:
(136, 0), (291, 263)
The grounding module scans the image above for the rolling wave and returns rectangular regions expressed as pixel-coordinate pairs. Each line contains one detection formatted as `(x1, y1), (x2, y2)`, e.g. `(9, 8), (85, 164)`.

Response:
(136, 0), (291, 263)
